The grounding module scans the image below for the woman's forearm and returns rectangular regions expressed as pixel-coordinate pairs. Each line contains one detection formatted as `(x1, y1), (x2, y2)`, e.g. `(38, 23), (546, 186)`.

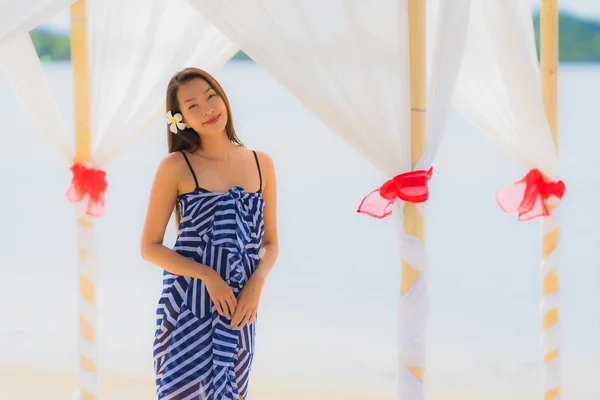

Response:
(253, 243), (279, 282)
(141, 243), (217, 281)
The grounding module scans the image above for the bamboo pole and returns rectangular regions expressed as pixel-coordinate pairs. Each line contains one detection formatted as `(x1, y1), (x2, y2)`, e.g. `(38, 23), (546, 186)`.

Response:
(402, 0), (427, 384)
(540, 1), (560, 399)
(72, 0), (92, 164)
(71, 1), (97, 399)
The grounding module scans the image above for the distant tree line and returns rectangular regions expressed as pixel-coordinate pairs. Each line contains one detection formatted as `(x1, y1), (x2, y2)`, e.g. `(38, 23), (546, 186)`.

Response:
(533, 12), (600, 62)
(29, 28), (71, 61)
(30, 12), (600, 63)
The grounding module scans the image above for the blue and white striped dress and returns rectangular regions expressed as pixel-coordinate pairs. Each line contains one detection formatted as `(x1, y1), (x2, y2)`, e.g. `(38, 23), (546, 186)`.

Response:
(153, 150), (265, 400)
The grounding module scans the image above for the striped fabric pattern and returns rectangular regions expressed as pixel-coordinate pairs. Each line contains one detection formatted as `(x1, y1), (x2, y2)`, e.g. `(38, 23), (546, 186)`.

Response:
(154, 186), (265, 399)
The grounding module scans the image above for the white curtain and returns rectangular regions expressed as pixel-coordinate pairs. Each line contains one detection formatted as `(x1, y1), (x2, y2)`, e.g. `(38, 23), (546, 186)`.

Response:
(452, 0), (561, 397)
(0, 0), (74, 160)
(452, 0), (558, 177)
(189, 0), (412, 174)
(0, 0), (76, 45)
(186, 1), (471, 399)
(0, 34), (73, 160)
(1, 0), (238, 165)
(89, 0), (238, 165)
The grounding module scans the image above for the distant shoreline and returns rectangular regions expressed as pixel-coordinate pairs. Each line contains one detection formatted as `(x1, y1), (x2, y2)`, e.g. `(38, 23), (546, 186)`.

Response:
(32, 11), (600, 64)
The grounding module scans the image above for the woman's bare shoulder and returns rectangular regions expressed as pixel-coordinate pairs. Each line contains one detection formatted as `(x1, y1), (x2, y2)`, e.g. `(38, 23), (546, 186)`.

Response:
(251, 149), (274, 170)
(155, 151), (188, 180)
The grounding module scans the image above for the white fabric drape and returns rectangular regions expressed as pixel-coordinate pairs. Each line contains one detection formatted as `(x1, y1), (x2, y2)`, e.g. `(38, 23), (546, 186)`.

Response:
(189, 0), (412, 175)
(417, 0), (471, 171)
(89, 0), (238, 165)
(0, 34), (73, 160)
(452, 0), (561, 397)
(452, 0), (558, 178)
(186, 1), (471, 398)
(0, 0), (74, 160)
(0, 0), (76, 46)
(1, 0), (238, 165)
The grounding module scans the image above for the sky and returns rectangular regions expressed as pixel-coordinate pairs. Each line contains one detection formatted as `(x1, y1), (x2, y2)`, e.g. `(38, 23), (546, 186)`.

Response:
(41, 0), (600, 33)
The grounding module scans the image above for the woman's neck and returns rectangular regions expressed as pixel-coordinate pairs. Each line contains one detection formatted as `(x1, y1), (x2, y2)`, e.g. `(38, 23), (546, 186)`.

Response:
(196, 133), (234, 161)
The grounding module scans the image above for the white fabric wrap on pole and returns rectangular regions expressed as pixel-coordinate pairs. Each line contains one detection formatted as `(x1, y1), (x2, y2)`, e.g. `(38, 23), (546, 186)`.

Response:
(453, 0), (562, 397)
(186, 1), (470, 398)
(73, 202), (100, 400)
(540, 209), (561, 394)
(396, 2), (471, 399)
(0, 0), (77, 46)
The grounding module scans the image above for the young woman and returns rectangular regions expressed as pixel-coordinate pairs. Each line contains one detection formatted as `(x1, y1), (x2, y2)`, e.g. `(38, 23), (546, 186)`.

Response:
(141, 67), (278, 400)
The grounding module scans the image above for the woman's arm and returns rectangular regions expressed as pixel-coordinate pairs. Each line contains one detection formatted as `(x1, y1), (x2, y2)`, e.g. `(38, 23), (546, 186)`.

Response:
(231, 152), (279, 329)
(140, 153), (218, 281)
(253, 151), (279, 282)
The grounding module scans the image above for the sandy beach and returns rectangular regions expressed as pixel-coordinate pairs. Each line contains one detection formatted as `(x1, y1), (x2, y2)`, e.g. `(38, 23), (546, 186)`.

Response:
(5, 365), (600, 400)
(0, 367), (397, 400)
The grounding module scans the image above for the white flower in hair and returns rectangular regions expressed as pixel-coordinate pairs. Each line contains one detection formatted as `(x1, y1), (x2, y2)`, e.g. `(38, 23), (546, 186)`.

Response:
(166, 111), (186, 134)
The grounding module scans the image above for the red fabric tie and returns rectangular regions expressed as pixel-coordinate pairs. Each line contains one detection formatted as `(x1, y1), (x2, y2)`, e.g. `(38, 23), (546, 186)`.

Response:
(495, 168), (565, 221)
(357, 167), (433, 219)
(66, 163), (108, 217)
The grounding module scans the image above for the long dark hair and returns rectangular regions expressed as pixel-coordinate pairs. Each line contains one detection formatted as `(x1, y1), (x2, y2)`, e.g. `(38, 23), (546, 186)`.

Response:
(165, 68), (243, 226)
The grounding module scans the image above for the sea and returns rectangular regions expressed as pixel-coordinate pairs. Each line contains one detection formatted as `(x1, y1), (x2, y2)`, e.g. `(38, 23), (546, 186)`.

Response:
(0, 61), (599, 399)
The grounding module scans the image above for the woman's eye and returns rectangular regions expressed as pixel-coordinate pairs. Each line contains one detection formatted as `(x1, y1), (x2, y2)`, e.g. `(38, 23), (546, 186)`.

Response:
(189, 104), (197, 109)
(207, 93), (216, 100)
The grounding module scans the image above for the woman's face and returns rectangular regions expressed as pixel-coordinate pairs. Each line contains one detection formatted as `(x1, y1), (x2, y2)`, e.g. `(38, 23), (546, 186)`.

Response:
(176, 78), (228, 137)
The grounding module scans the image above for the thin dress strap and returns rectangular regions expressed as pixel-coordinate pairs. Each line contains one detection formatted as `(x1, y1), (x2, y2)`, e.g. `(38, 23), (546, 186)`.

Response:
(252, 150), (263, 193)
(180, 150), (200, 189)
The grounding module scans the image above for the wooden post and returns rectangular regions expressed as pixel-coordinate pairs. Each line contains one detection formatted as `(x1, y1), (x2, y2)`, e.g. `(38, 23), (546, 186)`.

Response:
(71, 0), (92, 165)
(541, 4), (558, 145)
(403, 0), (427, 384)
(71, 1), (97, 399)
(540, 1), (560, 399)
